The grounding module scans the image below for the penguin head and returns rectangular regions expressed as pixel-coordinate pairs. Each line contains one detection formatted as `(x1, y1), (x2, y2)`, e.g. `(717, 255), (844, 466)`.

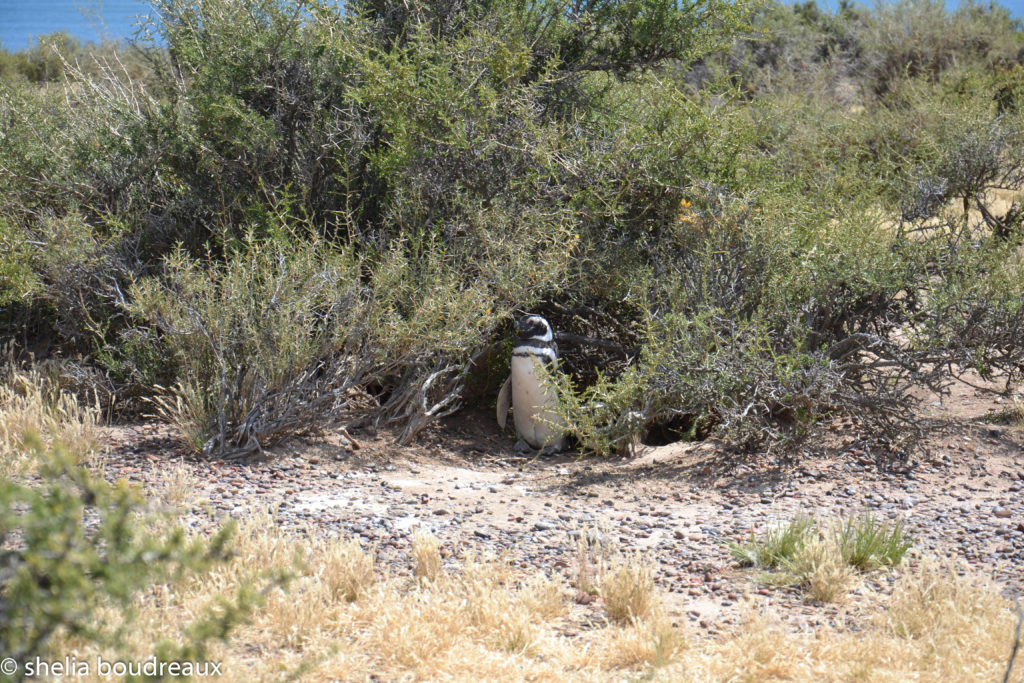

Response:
(516, 315), (553, 342)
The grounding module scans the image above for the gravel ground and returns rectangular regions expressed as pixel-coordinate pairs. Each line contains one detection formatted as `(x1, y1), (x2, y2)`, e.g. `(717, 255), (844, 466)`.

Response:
(94, 381), (1024, 636)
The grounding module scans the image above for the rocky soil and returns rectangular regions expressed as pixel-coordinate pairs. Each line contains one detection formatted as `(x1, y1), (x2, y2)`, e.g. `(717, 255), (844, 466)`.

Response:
(95, 380), (1024, 636)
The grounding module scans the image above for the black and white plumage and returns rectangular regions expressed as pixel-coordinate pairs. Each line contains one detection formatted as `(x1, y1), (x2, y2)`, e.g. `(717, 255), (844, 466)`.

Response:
(496, 315), (567, 453)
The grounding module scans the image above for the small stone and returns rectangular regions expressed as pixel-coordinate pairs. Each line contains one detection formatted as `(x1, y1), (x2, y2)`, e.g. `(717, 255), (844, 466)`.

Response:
(993, 507), (1013, 519)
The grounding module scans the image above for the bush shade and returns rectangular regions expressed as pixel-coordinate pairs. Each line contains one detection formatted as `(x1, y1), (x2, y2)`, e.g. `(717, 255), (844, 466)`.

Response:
(1, 0), (1024, 455)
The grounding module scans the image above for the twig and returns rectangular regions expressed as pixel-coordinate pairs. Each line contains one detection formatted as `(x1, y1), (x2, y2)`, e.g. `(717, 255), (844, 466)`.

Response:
(1005, 598), (1023, 683)
(338, 425), (360, 450)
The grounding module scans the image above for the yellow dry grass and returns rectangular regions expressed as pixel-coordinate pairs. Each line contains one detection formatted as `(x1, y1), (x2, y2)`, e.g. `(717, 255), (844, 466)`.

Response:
(320, 536), (378, 603)
(411, 530), (443, 583)
(0, 363), (100, 476)
(600, 552), (658, 623)
(570, 523), (611, 595)
(760, 533), (859, 604)
(803, 546), (857, 604)
(47, 514), (1024, 683)
(155, 459), (201, 508)
(679, 558), (1023, 682)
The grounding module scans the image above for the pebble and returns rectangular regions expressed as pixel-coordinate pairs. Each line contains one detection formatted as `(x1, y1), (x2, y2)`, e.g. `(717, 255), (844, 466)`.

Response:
(98, 418), (1024, 638)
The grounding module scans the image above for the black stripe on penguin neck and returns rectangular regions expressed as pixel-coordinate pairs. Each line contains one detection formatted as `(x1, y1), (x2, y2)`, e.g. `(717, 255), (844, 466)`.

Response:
(512, 340), (558, 366)
(513, 349), (557, 366)
(515, 337), (557, 352)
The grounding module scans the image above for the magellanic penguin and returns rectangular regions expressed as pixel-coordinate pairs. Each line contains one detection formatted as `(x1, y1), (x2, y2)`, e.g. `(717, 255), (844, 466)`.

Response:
(496, 315), (567, 454)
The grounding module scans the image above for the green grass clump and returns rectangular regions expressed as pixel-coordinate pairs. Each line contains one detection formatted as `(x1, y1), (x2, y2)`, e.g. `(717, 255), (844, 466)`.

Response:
(730, 514), (914, 602)
(730, 515), (817, 569)
(834, 513), (913, 570)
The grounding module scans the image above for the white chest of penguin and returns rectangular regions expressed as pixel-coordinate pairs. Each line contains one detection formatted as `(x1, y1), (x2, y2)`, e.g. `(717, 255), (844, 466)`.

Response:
(510, 354), (562, 449)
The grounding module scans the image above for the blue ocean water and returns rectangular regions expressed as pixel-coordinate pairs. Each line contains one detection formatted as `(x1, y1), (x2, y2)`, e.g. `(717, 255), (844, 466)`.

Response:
(0, 1), (156, 51)
(814, 0), (1024, 17)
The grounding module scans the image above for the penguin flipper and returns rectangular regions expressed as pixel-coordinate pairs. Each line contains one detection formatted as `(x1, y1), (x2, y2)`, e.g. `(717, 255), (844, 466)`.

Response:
(496, 376), (512, 429)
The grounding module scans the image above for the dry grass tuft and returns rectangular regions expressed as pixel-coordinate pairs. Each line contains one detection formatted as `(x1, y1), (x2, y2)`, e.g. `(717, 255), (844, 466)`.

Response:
(738, 514), (909, 603)
(570, 524), (610, 595)
(518, 573), (567, 620)
(595, 616), (687, 670)
(783, 536), (858, 603)
(411, 530), (442, 583)
(155, 460), (200, 508)
(230, 512), (309, 574)
(805, 553), (857, 604)
(317, 537), (377, 603)
(882, 556), (1022, 679)
(0, 364), (100, 476)
(601, 552), (658, 624)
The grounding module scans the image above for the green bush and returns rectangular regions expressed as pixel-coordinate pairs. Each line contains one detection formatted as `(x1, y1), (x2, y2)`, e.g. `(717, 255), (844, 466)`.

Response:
(0, 216), (37, 308)
(2, 0), (1024, 456)
(131, 228), (367, 453)
(859, 0), (1023, 96)
(0, 437), (241, 679)
(130, 202), (577, 454)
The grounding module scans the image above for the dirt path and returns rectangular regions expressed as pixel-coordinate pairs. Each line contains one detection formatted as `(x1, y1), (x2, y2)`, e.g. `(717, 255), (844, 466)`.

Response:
(95, 382), (1024, 637)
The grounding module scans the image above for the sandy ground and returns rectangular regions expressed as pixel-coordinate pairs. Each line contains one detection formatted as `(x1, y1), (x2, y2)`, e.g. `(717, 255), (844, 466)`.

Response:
(94, 377), (1024, 637)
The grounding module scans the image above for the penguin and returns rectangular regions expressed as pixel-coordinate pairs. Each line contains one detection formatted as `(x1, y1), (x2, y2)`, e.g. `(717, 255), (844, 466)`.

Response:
(496, 314), (567, 454)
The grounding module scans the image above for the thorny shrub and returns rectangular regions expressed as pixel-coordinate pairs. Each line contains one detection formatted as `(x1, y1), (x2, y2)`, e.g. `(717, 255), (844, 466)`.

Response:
(1, 0), (1024, 456)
